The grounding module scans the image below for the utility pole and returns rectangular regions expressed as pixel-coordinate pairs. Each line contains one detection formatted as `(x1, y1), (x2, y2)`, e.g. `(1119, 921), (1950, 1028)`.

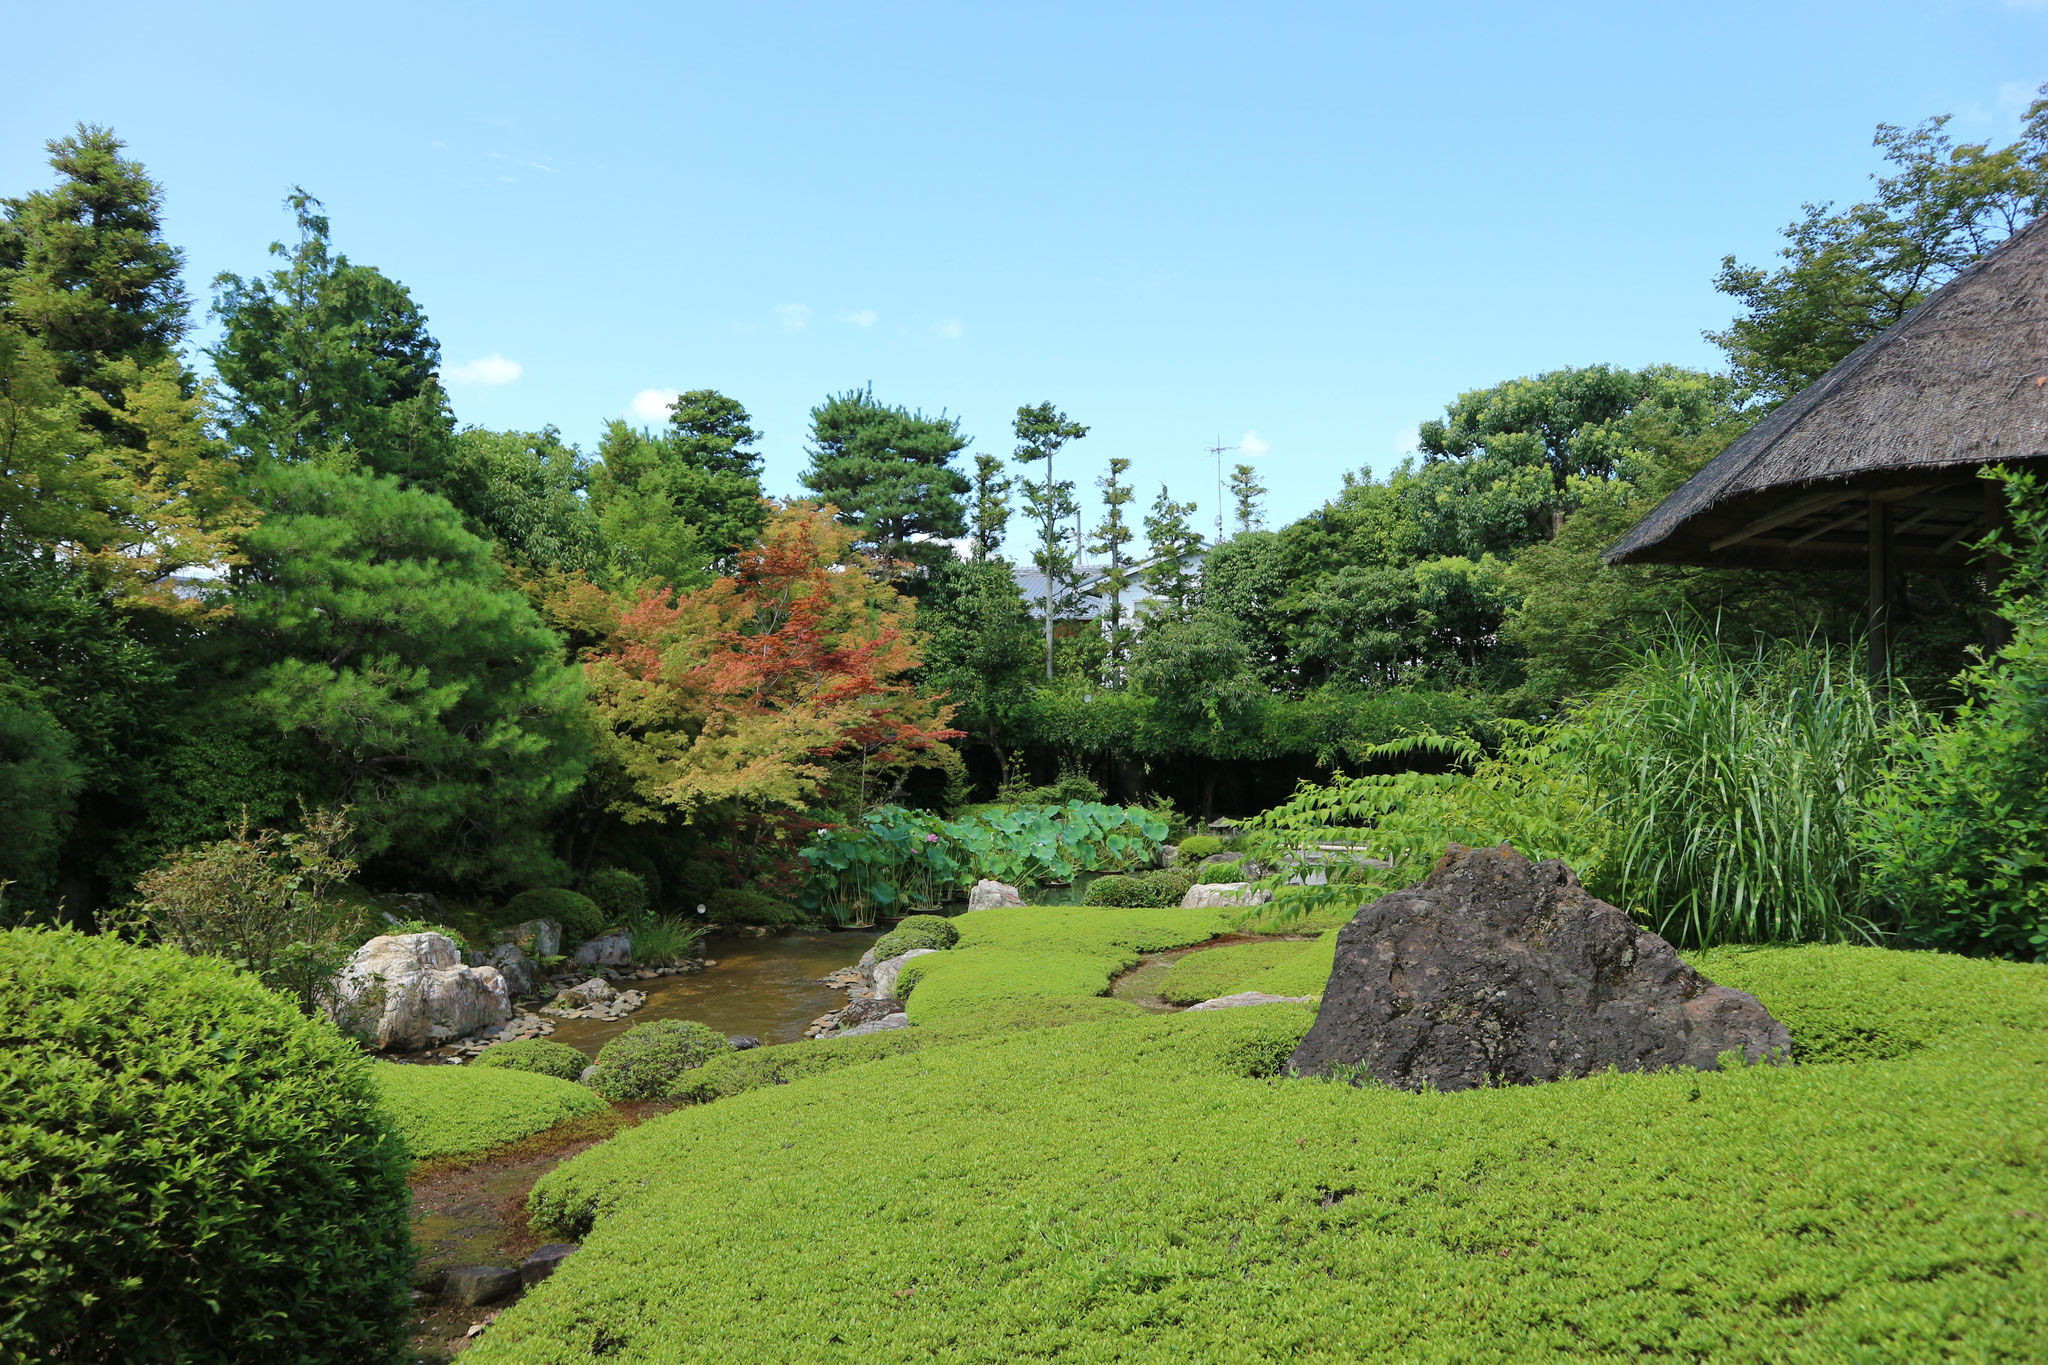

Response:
(1206, 438), (1239, 545)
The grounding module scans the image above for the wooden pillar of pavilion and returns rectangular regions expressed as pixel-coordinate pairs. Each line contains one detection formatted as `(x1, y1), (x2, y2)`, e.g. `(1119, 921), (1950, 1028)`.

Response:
(1866, 494), (1892, 683)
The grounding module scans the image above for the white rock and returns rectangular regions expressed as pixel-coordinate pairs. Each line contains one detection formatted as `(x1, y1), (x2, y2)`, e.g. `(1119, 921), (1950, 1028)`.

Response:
(871, 948), (939, 999)
(833, 1014), (913, 1038)
(1179, 882), (1275, 909)
(1186, 992), (1316, 1011)
(967, 879), (1023, 911)
(328, 933), (512, 1052)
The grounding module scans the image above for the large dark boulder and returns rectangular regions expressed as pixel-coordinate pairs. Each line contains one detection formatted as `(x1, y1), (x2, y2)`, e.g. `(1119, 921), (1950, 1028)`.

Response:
(1288, 844), (1791, 1091)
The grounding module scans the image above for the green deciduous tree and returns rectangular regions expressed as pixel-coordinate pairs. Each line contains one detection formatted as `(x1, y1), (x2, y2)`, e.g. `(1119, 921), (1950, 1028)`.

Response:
(1709, 91), (2048, 404)
(915, 558), (1040, 788)
(445, 425), (599, 575)
(211, 191), (457, 491)
(589, 392), (770, 591)
(802, 386), (970, 578)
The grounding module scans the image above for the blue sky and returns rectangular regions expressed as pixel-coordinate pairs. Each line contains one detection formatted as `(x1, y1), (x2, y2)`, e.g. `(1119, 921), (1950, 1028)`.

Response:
(4, 1), (2042, 546)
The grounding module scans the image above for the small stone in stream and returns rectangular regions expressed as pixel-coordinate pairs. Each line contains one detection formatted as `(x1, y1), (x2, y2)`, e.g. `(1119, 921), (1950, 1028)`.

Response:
(443, 1265), (522, 1307)
(521, 1243), (580, 1286)
(729, 1035), (762, 1050)
(1187, 992), (1316, 1010)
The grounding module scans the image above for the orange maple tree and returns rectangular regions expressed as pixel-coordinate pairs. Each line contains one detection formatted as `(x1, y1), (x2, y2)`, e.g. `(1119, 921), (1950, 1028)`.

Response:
(583, 503), (962, 835)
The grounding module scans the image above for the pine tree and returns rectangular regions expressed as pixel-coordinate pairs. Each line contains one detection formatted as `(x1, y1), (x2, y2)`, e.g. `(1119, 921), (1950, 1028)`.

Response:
(969, 453), (1012, 562)
(1088, 457), (1138, 679)
(1141, 485), (1204, 623)
(1230, 462), (1267, 534)
(1011, 401), (1089, 678)
(801, 386), (969, 578)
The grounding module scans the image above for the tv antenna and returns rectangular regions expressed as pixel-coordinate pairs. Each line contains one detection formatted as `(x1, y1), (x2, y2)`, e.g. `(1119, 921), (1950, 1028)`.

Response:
(1206, 438), (1239, 545)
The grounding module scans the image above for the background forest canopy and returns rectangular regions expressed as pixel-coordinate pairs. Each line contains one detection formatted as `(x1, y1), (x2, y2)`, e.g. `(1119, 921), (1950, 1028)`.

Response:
(1, 91), (2043, 922)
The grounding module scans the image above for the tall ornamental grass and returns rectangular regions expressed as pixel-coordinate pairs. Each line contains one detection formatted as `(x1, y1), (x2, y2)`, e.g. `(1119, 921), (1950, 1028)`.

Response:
(1571, 634), (1895, 947)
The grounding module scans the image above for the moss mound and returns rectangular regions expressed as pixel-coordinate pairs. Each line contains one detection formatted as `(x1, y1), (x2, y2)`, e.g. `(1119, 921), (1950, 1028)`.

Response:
(503, 886), (606, 943)
(1176, 833), (1226, 859)
(708, 886), (807, 927)
(461, 934), (2048, 1365)
(370, 1062), (609, 1163)
(470, 1036), (590, 1081)
(589, 1019), (728, 1100)
(0, 928), (413, 1364)
(873, 912), (960, 961)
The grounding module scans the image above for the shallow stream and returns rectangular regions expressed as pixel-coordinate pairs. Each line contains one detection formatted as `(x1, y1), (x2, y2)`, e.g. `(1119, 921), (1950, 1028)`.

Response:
(547, 929), (884, 1058)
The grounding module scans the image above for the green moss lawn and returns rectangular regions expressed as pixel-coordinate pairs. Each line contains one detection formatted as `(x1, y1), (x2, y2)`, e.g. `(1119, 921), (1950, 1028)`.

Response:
(370, 1062), (610, 1165)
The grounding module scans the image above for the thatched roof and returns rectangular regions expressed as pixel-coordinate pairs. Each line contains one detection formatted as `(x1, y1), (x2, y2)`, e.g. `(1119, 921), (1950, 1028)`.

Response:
(1607, 213), (2048, 571)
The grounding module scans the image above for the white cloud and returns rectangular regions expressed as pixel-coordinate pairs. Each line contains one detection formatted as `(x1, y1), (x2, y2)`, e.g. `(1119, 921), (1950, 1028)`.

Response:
(934, 318), (964, 340)
(844, 309), (879, 328)
(443, 353), (523, 386)
(628, 387), (680, 422)
(1238, 429), (1270, 457)
(774, 302), (811, 331)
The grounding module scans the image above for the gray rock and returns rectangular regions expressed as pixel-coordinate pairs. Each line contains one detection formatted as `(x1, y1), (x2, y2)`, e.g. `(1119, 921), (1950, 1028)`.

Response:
(495, 917), (563, 960)
(1179, 882), (1274, 909)
(325, 933), (512, 1051)
(572, 932), (633, 967)
(1158, 843), (1181, 868)
(838, 996), (905, 1028)
(548, 977), (615, 1011)
(834, 1014), (913, 1038)
(579, 1064), (601, 1084)
(857, 947), (878, 974)
(486, 942), (536, 998)
(1288, 843), (1793, 1092)
(520, 1243), (579, 1286)
(442, 1265), (521, 1307)
(1187, 991), (1316, 1010)
(871, 948), (938, 999)
(728, 1035), (762, 1050)
(967, 878), (1023, 910)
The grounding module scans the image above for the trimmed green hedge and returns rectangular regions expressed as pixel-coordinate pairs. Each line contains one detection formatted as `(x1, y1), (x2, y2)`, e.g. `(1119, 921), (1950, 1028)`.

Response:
(370, 1062), (608, 1164)
(503, 887), (606, 943)
(460, 943), (2048, 1364)
(708, 886), (808, 927)
(1083, 868), (1197, 907)
(589, 1019), (727, 1101)
(0, 928), (413, 1364)
(1176, 834), (1226, 859)
(471, 1037), (590, 1081)
(873, 912), (960, 961)
(582, 866), (649, 925)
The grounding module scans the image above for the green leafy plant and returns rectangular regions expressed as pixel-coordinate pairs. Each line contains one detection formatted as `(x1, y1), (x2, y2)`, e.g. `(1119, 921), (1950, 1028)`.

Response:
(378, 917), (471, 953)
(470, 1037), (590, 1081)
(625, 914), (707, 966)
(589, 1019), (729, 1100)
(503, 886), (607, 943)
(0, 927), (412, 1363)
(123, 805), (362, 1014)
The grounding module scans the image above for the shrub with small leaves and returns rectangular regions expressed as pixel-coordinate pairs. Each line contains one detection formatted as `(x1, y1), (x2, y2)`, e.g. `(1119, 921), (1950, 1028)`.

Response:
(1177, 834), (1226, 860)
(471, 1037), (590, 1081)
(1084, 868), (1197, 907)
(504, 887), (606, 943)
(583, 867), (649, 925)
(874, 913), (960, 960)
(0, 927), (412, 1363)
(590, 1019), (729, 1100)
(708, 887), (807, 927)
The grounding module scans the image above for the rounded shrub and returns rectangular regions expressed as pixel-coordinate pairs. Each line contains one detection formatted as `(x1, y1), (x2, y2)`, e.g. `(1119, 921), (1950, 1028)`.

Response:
(471, 1037), (590, 1081)
(0, 927), (412, 1363)
(590, 1019), (729, 1100)
(582, 866), (649, 925)
(708, 886), (806, 927)
(1083, 869), (1197, 908)
(874, 913), (960, 960)
(503, 886), (606, 943)
(1177, 834), (1226, 860)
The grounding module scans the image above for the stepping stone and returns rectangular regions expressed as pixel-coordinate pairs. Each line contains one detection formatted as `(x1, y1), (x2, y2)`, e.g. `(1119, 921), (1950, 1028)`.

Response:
(521, 1243), (580, 1286)
(443, 1265), (521, 1306)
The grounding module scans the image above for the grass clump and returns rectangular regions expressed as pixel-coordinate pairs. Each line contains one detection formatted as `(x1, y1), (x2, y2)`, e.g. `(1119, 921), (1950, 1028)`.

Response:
(624, 914), (705, 966)
(472, 943), (2048, 1365)
(873, 912), (960, 961)
(471, 1037), (590, 1081)
(589, 1019), (727, 1101)
(503, 886), (606, 942)
(0, 928), (412, 1364)
(370, 1062), (608, 1164)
